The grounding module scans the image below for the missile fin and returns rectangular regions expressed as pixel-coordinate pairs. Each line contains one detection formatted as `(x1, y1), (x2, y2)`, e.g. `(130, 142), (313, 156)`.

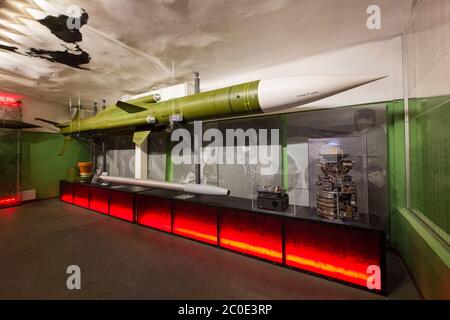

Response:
(35, 118), (69, 129)
(1, 119), (40, 129)
(58, 136), (73, 156)
(116, 101), (147, 113)
(133, 130), (151, 146)
(35, 117), (59, 126)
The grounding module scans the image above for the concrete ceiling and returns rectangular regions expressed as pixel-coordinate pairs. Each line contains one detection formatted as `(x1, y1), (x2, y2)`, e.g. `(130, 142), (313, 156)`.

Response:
(0, 0), (414, 109)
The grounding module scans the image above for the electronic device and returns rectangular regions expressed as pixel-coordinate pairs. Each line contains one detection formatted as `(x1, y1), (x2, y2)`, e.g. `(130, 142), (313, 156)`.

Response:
(257, 185), (289, 212)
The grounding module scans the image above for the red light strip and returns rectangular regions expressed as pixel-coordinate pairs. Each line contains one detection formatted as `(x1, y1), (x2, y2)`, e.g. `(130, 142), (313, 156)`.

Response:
(60, 193), (73, 203)
(90, 198), (109, 214)
(73, 195), (89, 208)
(109, 204), (134, 222)
(136, 197), (172, 232)
(0, 197), (20, 206)
(286, 254), (369, 282)
(0, 100), (21, 108)
(220, 238), (283, 260)
(174, 227), (217, 244)
(0, 93), (22, 108)
(89, 189), (109, 214)
(138, 212), (171, 232)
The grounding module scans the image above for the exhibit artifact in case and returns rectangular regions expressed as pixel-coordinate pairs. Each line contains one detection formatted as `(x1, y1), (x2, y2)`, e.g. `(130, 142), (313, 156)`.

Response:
(315, 152), (358, 221)
(309, 137), (368, 223)
(256, 185), (289, 212)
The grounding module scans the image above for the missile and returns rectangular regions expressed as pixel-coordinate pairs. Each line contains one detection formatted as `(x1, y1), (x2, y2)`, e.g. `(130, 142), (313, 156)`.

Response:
(257, 75), (387, 112)
(37, 74), (386, 145)
(98, 175), (230, 196)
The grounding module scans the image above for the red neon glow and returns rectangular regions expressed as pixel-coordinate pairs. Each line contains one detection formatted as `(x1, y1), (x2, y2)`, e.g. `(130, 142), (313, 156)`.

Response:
(89, 188), (109, 214)
(136, 195), (172, 232)
(60, 182), (74, 204)
(0, 100), (21, 108)
(109, 191), (135, 222)
(219, 209), (283, 263)
(286, 254), (369, 281)
(0, 93), (22, 108)
(173, 202), (217, 245)
(73, 185), (89, 208)
(0, 196), (20, 207)
(285, 220), (381, 288)
(60, 193), (73, 204)
(174, 228), (217, 243)
(220, 238), (282, 260)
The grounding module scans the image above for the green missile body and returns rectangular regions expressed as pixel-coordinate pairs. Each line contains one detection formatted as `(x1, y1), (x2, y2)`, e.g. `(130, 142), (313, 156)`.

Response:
(59, 80), (261, 135)
(38, 75), (386, 140)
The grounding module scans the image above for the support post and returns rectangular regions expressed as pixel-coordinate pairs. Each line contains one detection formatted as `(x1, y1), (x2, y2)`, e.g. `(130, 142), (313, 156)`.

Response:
(194, 72), (202, 184)
(135, 135), (149, 179)
(281, 115), (289, 189)
(165, 134), (173, 182)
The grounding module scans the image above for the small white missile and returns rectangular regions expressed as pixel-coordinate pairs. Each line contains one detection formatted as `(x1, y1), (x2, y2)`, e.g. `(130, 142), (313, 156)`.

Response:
(99, 175), (230, 196)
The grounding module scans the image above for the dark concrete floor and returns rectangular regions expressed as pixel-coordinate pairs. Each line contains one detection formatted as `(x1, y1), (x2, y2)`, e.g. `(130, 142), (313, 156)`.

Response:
(0, 199), (421, 300)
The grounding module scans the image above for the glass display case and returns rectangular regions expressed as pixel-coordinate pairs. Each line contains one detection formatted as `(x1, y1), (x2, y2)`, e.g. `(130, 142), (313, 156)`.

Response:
(308, 136), (369, 224)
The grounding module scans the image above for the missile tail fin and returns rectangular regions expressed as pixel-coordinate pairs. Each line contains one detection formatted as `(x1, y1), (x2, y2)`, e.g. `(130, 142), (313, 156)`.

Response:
(71, 108), (81, 122)
(133, 130), (151, 146)
(58, 136), (73, 156)
(35, 118), (69, 129)
(116, 101), (147, 113)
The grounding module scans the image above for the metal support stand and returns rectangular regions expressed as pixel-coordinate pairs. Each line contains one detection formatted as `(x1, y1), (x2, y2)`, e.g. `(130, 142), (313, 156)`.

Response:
(194, 72), (201, 185)
(135, 135), (149, 179)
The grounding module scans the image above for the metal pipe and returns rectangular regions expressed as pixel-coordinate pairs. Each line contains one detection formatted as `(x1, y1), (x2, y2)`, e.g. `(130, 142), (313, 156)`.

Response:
(194, 71), (201, 185)
(99, 175), (230, 196)
(101, 139), (107, 171)
(129, 94), (161, 104)
(194, 72), (200, 94)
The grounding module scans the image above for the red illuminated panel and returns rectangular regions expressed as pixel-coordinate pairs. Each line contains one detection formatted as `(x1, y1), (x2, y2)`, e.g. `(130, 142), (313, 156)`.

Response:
(89, 187), (109, 215)
(136, 195), (172, 232)
(109, 191), (135, 222)
(0, 100), (21, 108)
(60, 182), (74, 204)
(73, 184), (89, 208)
(173, 202), (217, 245)
(219, 209), (283, 263)
(285, 220), (382, 289)
(0, 196), (20, 207)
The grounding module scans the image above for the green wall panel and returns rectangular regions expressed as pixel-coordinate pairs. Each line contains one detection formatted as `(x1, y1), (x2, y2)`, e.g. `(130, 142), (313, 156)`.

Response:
(394, 208), (450, 299)
(387, 101), (406, 244)
(409, 96), (450, 235)
(20, 132), (91, 199)
(0, 130), (20, 199)
(388, 99), (450, 299)
(387, 101), (407, 211)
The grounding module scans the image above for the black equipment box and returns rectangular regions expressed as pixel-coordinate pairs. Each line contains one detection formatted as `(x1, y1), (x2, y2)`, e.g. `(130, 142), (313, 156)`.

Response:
(257, 190), (289, 212)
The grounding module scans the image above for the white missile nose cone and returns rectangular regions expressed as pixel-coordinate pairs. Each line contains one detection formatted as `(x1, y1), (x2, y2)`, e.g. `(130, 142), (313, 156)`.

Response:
(355, 74), (389, 84)
(257, 74), (388, 113)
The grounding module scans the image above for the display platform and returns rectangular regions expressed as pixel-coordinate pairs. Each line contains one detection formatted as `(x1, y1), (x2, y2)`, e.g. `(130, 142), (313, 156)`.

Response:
(60, 180), (387, 295)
